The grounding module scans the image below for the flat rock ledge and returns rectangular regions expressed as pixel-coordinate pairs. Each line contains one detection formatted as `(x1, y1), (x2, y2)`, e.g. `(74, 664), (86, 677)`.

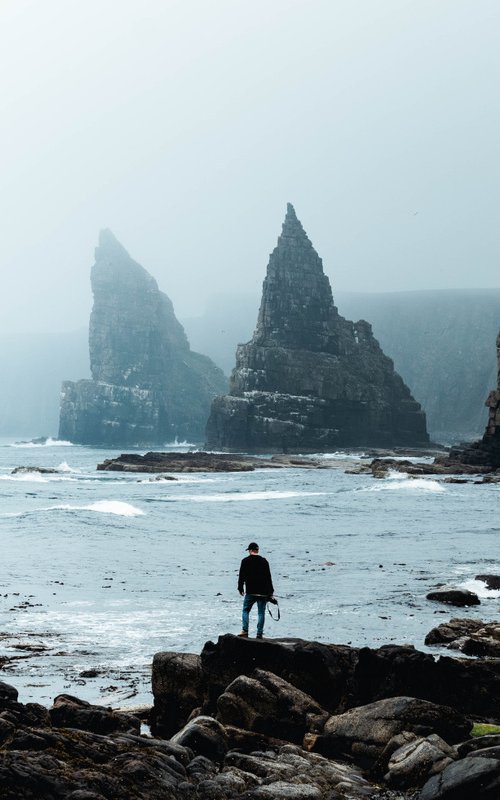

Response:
(355, 456), (500, 479)
(2, 635), (500, 799)
(97, 449), (442, 473)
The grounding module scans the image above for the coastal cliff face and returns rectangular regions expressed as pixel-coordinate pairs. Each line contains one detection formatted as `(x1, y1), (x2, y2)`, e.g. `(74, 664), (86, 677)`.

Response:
(443, 331), (500, 468)
(58, 231), (226, 445)
(206, 205), (429, 452)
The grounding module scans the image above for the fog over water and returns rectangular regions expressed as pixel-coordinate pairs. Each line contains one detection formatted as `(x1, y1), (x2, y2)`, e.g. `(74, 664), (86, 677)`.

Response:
(1, 0), (500, 336)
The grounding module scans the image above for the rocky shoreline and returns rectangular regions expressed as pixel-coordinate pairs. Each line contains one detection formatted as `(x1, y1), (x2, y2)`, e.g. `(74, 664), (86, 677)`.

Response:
(1, 633), (499, 798)
(95, 448), (444, 474)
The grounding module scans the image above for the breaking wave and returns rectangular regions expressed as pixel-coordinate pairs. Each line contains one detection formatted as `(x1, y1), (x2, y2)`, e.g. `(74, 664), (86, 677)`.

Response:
(10, 438), (74, 448)
(461, 578), (500, 600)
(362, 478), (445, 493)
(44, 500), (144, 516)
(166, 490), (327, 503)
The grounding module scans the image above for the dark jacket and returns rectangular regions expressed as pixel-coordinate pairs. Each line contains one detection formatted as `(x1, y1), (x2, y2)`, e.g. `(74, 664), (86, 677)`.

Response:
(238, 554), (274, 596)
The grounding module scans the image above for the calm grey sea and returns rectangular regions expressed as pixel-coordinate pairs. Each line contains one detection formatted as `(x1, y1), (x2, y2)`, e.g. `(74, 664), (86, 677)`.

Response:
(0, 437), (498, 708)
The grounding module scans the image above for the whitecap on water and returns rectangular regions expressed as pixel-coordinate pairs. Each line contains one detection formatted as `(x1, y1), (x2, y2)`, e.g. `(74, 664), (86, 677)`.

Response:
(362, 478), (445, 493)
(167, 490), (327, 503)
(57, 461), (80, 473)
(0, 472), (49, 483)
(10, 438), (74, 448)
(45, 500), (144, 516)
(461, 578), (500, 600)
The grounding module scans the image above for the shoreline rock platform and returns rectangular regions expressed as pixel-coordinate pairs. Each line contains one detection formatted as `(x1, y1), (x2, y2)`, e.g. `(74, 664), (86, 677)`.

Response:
(96, 448), (443, 473)
(2, 634), (499, 798)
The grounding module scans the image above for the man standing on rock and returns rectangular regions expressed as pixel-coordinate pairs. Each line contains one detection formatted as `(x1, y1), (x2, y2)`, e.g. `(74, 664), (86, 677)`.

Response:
(238, 542), (275, 639)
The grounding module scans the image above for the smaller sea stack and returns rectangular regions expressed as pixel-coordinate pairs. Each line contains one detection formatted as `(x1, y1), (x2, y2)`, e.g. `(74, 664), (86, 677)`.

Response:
(441, 330), (500, 469)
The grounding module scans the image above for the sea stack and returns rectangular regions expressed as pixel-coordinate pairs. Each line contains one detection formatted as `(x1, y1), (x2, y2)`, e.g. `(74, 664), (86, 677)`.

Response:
(58, 231), (226, 445)
(442, 330), (500, 469)
(206, 204), (429, 452)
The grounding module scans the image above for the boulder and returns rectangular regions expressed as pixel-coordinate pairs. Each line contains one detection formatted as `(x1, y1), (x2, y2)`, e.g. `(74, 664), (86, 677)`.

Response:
(224, 744), (374, 799)
(457, 734), (500, 758)
(383, 733), (456, 789)
(216, 669), (329, 744)
(206, 203), (429, 452)
(153, 636), (500, 729)
(425, 618), (500, 657)
(170, 715), (229, 763)
(49, 694), (140, 735)
(200, 635), (356, 715)
(0, 682), (18, 704)
(476, 574), (500, 590)
(151, 651), (204, 738)
(312, 696), (471, 767)
(419, 755), (500, 799)
(426, 588), (480, 606)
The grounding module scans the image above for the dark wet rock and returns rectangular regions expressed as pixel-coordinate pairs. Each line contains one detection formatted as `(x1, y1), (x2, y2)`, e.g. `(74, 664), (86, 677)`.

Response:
(382, 733), (456, 789)
(216, 669), (329, 744)
(418, 754), (500, 799)
(425, 588), (480, 606)
(49, 693), (140, 735)
(199, 636), (357, 716)
(224, 744), (374, 798)
(170, 715), (229, 762)
(11, 466), (60, 474)
(0, 681), (18, 703)
(151, 651), (204, 738)
(58, 229), (226, 446)
(432, 330), (500, 474)
(311, 697), (470, 768)
(99, 451), (270, 473)
(425, 618), (500, 657)
(96, 451), (356, 472)
(153, 634), (500, 735)
(476, 574), (500, 590)
(206, 204), (429, 453)
(457, 735), (500, 758)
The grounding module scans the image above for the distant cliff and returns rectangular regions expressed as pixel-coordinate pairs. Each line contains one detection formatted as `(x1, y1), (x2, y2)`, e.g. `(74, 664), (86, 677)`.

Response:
(58, 231), (226, 445)
(441, 330), (500, 469)
(205, 204), (429, 452)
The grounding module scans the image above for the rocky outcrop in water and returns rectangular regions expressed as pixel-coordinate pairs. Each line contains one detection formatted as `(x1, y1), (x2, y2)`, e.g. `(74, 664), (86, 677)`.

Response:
(435, 331), (500, 470)
(205, 205), (429, 452)
(58, 231), (226, 445)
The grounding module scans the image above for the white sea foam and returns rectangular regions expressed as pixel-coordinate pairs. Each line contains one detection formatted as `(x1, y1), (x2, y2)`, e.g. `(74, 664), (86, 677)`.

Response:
(461, 578), (500, 599)
(46, 500), (145, 516)
(168, 490), (327, 503)
(363, 478), (445, 493)
(0, 472), (81, 484)
(0, 472), (49, 483)
(10, 438), (74, 448)
(139, 474), (221, 484)
(57, 461), (80, 473)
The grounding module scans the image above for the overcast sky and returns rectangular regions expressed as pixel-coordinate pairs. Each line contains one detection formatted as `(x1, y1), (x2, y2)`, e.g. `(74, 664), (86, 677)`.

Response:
(1, 0), (499, 333)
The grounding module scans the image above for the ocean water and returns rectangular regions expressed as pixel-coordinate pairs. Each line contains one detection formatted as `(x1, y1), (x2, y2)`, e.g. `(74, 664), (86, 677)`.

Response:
(0, 436), (498, 709)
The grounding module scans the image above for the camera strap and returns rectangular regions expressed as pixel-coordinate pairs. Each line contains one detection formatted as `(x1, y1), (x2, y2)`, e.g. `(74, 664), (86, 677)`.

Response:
(267, 599), (280, 621)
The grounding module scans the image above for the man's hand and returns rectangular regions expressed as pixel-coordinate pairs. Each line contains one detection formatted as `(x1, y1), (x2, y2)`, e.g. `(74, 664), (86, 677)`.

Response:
(239, 590), (244, 596)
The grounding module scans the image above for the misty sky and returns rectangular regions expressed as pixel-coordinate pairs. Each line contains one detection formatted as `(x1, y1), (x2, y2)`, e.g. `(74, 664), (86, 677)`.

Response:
(1, 0), (499, 334)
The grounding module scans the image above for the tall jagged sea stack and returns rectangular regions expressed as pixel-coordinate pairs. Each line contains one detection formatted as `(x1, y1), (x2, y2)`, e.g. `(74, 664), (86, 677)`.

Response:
(58, 231), (226, 445)
(206, 204), (429, 452)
